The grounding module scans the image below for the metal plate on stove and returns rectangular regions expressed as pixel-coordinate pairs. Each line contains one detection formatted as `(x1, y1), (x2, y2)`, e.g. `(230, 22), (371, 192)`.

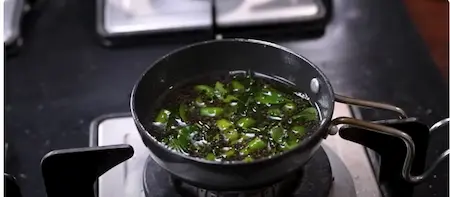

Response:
(97, 0), (213, 37)
(215, 0), (327, 28)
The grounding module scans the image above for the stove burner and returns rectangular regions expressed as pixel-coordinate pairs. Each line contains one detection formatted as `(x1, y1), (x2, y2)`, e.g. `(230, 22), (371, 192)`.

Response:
(143, 147), (332, 197)
(171, 171), (300, 197)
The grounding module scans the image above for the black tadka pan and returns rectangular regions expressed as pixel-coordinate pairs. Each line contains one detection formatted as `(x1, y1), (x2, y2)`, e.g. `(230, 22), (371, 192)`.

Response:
(36, 39), (448, 197)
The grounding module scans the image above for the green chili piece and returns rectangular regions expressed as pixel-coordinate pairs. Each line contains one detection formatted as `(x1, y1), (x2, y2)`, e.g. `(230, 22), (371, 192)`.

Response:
(216, 119), (233, 131)
(242, 156), (253, 162)
(155, 109), (171, 124)
(269, 126), (283, 143)
(224, 128), (240, 142)
(200, 107), (224, 117)
(282, 141), (299, 150)
(241, 132), (255, 140)
(282, 103), (296, 112)
(292, 107), (318, 121)
(248, 137), (266, 150)
(292, 126), (306, 137)
(206, 153), (216, 161)
(179, 104), (188, 122)
(231, 80), (245, 92)
(242, 137), (266, 155)
(237, 117), (256, 129)
(224, 149), (236, 158)
(195, 85), (214, 97)
(267, 108), (283, 118)
(282, 130), (301, 150)
(195, 97), (206, 107)
(255, 89), (288, 105)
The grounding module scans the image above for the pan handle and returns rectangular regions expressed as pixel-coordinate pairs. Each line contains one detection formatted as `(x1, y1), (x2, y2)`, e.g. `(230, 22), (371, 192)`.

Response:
(430, 117), (450, 132)
(334, 94), (407, 118)
(330, 116), (449, 183)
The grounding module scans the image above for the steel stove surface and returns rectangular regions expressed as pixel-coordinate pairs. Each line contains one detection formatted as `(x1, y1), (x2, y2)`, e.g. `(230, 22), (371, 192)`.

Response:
(90, 103), (381, 197)
(96, 0), (212, 39)
(215, 0), (327, 28)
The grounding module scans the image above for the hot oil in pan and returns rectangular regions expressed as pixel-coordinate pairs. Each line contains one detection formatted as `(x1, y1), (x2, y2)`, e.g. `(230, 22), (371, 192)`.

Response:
(149, 71), (320, 162)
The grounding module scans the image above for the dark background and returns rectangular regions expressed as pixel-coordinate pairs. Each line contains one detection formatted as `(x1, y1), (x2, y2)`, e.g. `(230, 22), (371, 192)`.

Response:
(4, 0), (449, 197)
(402, 0), (448, 79)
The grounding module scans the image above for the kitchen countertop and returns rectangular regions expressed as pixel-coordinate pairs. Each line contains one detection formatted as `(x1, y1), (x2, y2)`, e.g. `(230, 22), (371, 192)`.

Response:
(4, 0), (448, 197)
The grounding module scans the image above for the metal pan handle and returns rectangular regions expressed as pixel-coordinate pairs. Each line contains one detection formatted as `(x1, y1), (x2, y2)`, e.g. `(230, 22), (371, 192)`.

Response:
(331, 117), (449, 183)
(334, 94), (407, 118)
(332, 94), (449, 183)
(430, 118), (450, 132)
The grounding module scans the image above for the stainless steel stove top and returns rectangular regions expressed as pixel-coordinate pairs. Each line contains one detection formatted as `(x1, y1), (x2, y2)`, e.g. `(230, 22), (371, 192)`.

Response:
(91, 103), (381, 197)
(98, 0), (212, 36)
(215, 0), (326, 28)
(96, 0), (327, 39)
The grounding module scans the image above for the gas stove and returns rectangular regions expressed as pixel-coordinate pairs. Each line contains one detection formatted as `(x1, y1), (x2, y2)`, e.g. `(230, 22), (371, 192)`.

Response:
(89, 103), (381, 197)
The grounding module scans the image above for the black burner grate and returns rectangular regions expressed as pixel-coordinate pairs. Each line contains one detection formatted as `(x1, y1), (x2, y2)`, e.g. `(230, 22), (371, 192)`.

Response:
(143, 147), (332, 197)
(171, 170), (301, 197)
